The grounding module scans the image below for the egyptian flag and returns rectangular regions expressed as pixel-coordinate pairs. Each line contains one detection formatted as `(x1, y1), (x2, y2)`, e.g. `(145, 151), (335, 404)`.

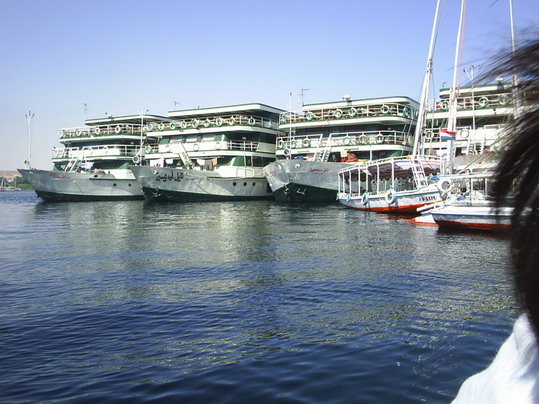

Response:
(440, 128), (456, 140)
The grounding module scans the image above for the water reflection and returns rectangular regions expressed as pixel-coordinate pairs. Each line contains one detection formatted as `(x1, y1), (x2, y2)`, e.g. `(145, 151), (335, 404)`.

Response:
(0, 193), (518, 402)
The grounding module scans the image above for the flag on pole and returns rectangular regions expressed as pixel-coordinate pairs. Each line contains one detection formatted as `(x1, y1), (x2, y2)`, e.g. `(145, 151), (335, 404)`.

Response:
(440, 128), (456, 140)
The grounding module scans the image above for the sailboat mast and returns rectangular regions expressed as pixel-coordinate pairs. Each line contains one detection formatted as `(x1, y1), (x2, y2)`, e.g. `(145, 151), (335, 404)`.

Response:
(448, 0), (466, 134)
(446, 0), (467, 174)
(509, 0), (521, 118)
(412, 0), (442, 156)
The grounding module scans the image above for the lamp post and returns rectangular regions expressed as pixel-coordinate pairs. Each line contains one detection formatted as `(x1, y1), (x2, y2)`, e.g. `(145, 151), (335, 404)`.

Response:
(25, 111), (34, 168)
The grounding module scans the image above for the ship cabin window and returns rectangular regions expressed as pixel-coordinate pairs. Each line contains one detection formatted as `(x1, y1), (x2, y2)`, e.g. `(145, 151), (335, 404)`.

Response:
(216, 156), (273, 167)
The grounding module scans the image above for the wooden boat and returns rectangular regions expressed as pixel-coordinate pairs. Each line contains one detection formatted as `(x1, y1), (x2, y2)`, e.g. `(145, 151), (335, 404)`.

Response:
(337, 155), (442, 213)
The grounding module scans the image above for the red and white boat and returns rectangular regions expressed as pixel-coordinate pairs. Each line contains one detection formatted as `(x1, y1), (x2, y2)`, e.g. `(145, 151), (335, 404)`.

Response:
(430, 202), (512, 232)
(337, 155), (442, 214)
(426, 173), (512, 232)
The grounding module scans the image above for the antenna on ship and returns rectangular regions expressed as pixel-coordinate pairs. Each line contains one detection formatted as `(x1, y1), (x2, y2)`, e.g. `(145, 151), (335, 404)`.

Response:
(25, 110), (34, 169)
(300, 88), (309, 106)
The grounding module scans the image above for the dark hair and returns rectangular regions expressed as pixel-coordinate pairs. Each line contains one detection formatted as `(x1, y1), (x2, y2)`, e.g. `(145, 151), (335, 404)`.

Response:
(490, 39), (539, 337)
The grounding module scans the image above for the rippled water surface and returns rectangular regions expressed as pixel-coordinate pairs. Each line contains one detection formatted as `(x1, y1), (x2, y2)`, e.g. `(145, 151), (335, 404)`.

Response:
(0, 191), (517, 403)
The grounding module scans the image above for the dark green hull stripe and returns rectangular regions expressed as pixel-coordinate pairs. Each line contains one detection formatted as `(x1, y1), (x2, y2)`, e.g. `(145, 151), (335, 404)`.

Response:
(36, 190), (145, 202)
(273, 184), (338, 203)
(142, 187), (274, 202)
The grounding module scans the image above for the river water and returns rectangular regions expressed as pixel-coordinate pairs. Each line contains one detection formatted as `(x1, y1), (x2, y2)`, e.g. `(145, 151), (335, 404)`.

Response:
(0, 191), (517, 403)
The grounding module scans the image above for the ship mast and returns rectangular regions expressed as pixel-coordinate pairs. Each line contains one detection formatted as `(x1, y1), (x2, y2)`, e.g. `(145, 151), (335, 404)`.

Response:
(509, 0), (521, 118)
(412, 0), (442, 156)
(446, 0), (467, 174)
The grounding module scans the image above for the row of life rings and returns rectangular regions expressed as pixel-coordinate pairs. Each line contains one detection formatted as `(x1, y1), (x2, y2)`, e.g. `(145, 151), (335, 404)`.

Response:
(276, 134), (386, 149)
(302, 105), (399, 121)
(147, 116), (258, 131)
(358, 190), (397, 206)
(434, 94), (510, 110)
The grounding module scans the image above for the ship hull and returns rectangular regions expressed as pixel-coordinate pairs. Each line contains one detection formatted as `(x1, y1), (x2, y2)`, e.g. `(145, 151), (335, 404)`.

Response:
(264, 160), (354, 203)
(431, 205), (512, 232)
(17, 169), (143, 202)
(130, 166), (273, 202)
(339, 187), (441, 214)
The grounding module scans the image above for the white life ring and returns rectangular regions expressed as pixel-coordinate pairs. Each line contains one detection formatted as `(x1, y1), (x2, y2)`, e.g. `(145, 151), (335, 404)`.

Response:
(376, 134), (384, 144)
(436, 101), (449, 110)
(192, 119), (200, 128)
(348, 107), (357, 117)
(132, 155), (140, 164)
(280, 114), (288, 124)
(302, 138), (310, 147)
(437, 178), (453, 198)
(284, 148), (291, 156)
(115, 125), (122, 134)
(94, 127), (101, 135)
(75, 129), (82, 136)
(277, 139), (284, 149)
(204, 119), (211, 128)
(402, 107), (411, 118)
(248, 117), (256, 125)
(333, 109), (343, 119)
(169, 122), (176, 130)
(381, 105), (390, 114)
(498, 94), (509, 105)
(228, 117), (236, 125)
(306, 112), (315, 121)
(385, 189), (397, 204)
(144, 146), (152, 153)
(478, 96), (489, 107)
(459, 129), (469, 139)
(192, 143), (199, 151)
(290, 140), (297, 148)
(361, 192), (369, 205)
(147, 122), (155, 131)
(359, 135), (368, 144)
(158, 123), (165, 131)
(343, 137), (351, 145)
(180, 120), (188, 129)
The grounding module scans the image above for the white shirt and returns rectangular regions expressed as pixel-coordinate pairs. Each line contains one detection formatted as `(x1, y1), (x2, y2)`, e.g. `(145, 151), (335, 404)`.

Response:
(452, 314), (539, 403)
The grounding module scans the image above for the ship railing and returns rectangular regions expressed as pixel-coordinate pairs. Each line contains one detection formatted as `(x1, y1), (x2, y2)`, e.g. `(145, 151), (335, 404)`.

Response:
(424, 124), (507, 144)
(59, 124), (143, 139)
(147, 115), (279, 132)
(280, 103), (417, 124)
(430, 91), (512, 112)
(276, 130), (412, 151)
(163, 140), (260, 153)
(51, 145), (140, 160)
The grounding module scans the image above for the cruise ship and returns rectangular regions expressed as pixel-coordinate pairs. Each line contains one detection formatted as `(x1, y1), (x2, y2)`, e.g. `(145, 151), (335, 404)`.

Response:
(263, 96), (419, 203)
(130, 103), (284, 201)
(18, 113), (165, 201)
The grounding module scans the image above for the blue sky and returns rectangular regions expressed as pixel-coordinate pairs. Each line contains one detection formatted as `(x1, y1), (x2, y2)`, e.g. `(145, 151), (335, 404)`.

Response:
(1, 0), (538, 170)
